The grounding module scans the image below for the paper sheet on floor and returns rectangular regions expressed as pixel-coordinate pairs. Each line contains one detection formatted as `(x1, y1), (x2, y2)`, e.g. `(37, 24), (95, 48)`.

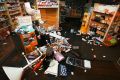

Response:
(44, 59), (59, 76)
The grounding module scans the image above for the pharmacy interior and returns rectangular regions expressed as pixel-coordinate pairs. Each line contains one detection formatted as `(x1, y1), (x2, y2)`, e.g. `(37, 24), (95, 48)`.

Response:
(0, 0), (120, 80)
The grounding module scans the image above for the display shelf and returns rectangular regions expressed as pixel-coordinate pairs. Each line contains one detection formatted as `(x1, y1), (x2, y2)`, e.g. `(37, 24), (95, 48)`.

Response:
(80, 6), (93, 34)
(11, 18), (16, 20)
(93, 10), (113, 16)
(112, 21), (120, 26)
(0, 1), (11, 35)
(88, 3), (119, 42)
(0, 2), (5, 4)
(0, 19), (9, 22)
(8, 9), (19, 12)
(0, 0), (22, 30)
(6, 2), (19, 4)
(0, 25), (10, 30)
(36, 0), (59, 28)
(38, 6), (58, 8)
(6, 1), (19, 4)
(108, 10), (120, 37)
(91, 19), (109, 26)
(9, 11), (21, 16)
(96, 30), (105, 36)
(8, 5), (20, 8)
(19, 2), (26, 15)
(0, 10), (7, 12)
(4, 0), (23, 30)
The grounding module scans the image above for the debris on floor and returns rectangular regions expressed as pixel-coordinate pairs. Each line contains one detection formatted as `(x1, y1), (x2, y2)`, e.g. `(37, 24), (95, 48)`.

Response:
(72, 46), (79, 49)
(2, 43), (7, 45)
(82, 38), (87, 42)
(70, 29), (74, 34)
(76, 33), (81, 36)
(91, 48), (94, 51)
(81, 35), (103, 46)
(93, 55), (96, 58)
(102, 56), (106, 58)
(71, 72), (74, 75)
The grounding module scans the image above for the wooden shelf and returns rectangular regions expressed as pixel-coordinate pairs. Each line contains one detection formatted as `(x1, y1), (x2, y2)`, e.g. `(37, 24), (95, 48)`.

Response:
(93, 10), (113, 16)
(36, 0), (59, 28)
(96, 30), (105, 36)
(0, 25), (10, 31)
(0, 2), (5, 4)
(0, 10), (7, 12)
(0, 19), (9, 22)
(10, 12), (21, 16)
(5, 0), (22, 29)
(11, 18), (16, 21)
(38, 5), (59, 8)
(88, 3), (119, 42)
(91, 20), (109, 26)
(0, 0), (22, 32)
(7, 2), (19, 4)
(0, 2), (11, 33)
(8, 5), (20, 8)
(37, 1), (59, 28)
(9, 9), (19, 12)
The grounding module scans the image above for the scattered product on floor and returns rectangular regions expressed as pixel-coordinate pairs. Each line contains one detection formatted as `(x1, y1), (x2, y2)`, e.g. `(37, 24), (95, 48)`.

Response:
(71, 72), (74, 75)
(81, 35), (103, 46)
(44, 59), (59, 76)
(93, 55), (96, 58)
(71, 51), (80, 58)
(66, 57), (91, 70)
(102, 56), (106, 58)
(2, 42), (7, 45)
(72, 46), (79, 49)
(58, 64), (68, 76)
(91, 48), (94, 51)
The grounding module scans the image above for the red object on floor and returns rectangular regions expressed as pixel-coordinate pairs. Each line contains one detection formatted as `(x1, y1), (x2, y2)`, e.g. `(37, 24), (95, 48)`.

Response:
(33, 60), (43, 71)
(33, 55), (46, 72)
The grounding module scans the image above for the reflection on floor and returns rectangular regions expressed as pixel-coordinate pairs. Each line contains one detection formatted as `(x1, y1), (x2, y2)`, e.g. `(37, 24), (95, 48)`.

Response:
(0, 36), (15, 64)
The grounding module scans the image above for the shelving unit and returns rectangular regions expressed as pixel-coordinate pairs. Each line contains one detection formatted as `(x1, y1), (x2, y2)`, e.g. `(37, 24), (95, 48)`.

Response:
(59, 0), (66, 23)
(80, 11), (92, 34)
(0, 0), (11, 40)
(88, 3), (119, 42)
(109, 10), (120, 34)
(5, 0), (23, 30)
(0, 0), (23, 30)
(36, 0), (59, 29)
(19, 2), (26, 15)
